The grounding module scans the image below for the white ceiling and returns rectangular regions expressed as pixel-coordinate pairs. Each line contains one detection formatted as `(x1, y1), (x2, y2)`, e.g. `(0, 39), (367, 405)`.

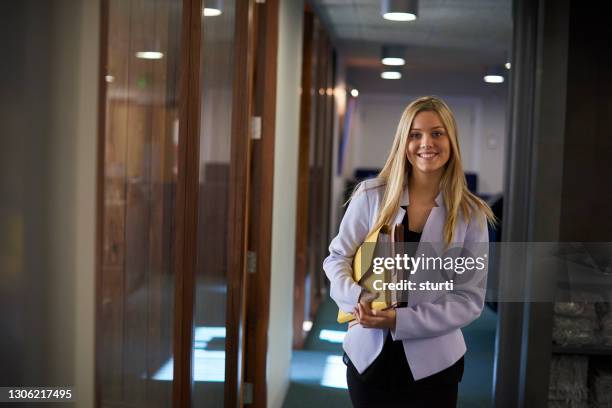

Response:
(310, 0), (512, 74)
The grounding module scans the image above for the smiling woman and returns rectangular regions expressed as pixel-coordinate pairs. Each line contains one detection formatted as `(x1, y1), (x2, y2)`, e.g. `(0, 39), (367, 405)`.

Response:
(323, 96), (495, 407)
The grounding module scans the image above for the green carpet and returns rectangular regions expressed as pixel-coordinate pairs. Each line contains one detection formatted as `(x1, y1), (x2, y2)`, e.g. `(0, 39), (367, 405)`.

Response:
(283, 296), (496, 407)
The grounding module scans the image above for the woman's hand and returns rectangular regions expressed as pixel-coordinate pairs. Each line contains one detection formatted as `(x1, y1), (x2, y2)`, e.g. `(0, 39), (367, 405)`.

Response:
(353, 303), (396, 329)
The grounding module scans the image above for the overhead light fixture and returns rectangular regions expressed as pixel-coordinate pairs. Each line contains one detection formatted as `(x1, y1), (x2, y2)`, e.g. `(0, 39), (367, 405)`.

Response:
(484, 75), (504, 83)
(203, 0), (223, 16)
(483, 65), (505, 83)
(381, 71), (402, 80)
(505, 62), (511, 70)
(350, 89), (359, 97)
(135, 51), (164, 60)
(381, 0), (418, 21)
(381, 45), (406, 66)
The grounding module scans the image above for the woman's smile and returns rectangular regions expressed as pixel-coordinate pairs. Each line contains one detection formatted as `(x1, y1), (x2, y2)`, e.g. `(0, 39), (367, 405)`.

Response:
(417, 151), (439, 160)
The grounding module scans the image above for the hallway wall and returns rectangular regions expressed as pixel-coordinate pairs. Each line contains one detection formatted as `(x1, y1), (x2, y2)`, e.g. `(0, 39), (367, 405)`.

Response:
(347, 92), (507, 195)
(0, 0), (99, 406)
(267, 0), (304, 407)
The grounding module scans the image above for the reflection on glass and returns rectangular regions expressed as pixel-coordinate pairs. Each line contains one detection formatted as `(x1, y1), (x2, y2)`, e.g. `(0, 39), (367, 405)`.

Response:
(290, 352), (348, 390)
(153, 327), (227, 382)
(99, 0), (182, 406)
(318, 329), (346, 344)
(192, 0), (236, 406)
(321, 355), (348, 389)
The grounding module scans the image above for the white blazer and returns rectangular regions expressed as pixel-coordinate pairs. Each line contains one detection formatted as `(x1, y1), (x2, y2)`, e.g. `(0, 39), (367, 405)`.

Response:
(323, 178), (489, 380)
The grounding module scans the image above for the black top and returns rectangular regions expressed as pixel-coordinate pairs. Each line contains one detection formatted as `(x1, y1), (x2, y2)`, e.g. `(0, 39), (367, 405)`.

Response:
(400, 205), (422, 242)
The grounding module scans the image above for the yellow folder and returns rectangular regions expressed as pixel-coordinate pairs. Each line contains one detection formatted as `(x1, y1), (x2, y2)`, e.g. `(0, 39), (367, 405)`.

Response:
(337, 225), (394, 323)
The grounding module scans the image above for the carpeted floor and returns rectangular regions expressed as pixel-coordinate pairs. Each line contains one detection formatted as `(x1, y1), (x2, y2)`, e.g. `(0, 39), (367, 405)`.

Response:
(283, 296), (497, 407)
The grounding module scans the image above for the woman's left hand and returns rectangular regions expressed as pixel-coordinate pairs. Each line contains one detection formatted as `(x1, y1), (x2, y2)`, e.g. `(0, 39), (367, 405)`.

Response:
(354, 303), (396, 329)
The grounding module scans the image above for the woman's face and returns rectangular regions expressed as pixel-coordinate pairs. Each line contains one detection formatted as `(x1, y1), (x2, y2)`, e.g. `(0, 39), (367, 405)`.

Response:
(405, 110), (451, 177)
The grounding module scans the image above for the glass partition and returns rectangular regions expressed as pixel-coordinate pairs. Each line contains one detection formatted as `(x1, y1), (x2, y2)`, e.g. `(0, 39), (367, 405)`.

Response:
(99, 0), (182, 406)
(192, 0), (237, 406)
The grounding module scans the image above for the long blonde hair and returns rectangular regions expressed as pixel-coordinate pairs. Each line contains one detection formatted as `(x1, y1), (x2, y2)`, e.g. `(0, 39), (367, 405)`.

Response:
(355, 96), (496, 244)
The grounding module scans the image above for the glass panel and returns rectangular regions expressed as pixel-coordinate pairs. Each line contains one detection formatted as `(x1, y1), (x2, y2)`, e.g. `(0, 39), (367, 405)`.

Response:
(100, 0), (182, 406)
(192, 0), (237, 406)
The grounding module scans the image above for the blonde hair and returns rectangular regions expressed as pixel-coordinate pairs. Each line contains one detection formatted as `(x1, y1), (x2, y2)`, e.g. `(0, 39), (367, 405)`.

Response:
(353, 96), (496, 243)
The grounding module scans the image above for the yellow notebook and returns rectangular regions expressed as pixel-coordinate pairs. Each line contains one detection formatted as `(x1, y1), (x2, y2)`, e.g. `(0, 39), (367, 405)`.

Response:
(337, 225), (395, 323)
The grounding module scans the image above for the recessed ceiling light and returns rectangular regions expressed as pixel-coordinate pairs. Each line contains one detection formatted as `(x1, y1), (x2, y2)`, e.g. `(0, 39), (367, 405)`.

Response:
(505, 62), (511, 70)
(203, 8), (221, 16)
(381, 45), (406, 66)
(381, 71), (402, 80)
(484, 75), (504, 83)
(350, 89), (359, 97)
(203, 0), (223, 16)
(381, 0), (418, 21)
(484, 65), (505, 83)
(382, 57), (405, 66)
(135, 51), (164, 60)
(383, 12), (416, 21)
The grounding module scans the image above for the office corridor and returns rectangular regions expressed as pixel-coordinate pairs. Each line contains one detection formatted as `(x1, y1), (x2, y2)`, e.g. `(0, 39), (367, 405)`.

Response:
(284, 296), (497, 407)
(4, 0), (611, 406)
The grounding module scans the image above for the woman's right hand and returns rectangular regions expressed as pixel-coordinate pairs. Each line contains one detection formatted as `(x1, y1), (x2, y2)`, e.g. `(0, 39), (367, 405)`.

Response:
(349, 289), (378, 329)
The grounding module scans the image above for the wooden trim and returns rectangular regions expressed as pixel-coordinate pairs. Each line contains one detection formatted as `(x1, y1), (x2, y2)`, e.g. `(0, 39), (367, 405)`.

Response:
(95, 0), (110, 407)
(172, 0), (201, 406)
(224, 0), (256, 406)
(308, 23), (327, 320)
(244, 0), (280, 405)
(311, 35), (335, 306)
(293, 8), (314, 350)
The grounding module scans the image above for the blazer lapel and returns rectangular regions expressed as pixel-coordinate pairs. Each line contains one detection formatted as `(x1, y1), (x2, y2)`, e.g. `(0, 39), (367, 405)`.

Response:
(396, 184), (446, 243)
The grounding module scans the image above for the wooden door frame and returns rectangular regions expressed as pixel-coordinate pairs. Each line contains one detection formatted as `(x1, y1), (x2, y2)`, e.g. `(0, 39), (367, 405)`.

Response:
(174, 0), (260, 406)
(174, 0), (261, 406)
(224, 0), (257, 406)
(244, 0), (279, 406)
(172, 0), (201, 406)
(94, 0), (109, 406)
(293, 8), (314, 350)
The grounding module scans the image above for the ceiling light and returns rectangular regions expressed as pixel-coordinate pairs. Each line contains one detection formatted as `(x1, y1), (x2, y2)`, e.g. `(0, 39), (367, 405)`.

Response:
(381, 71), (402, 80)
(203, 8), (221, 16)
(350, 89), (359, 97)
(484, 75), (504, 83)
(135, 51), (164, 60)
(381, 0), (418, 21)
(382, 57), (405, 66)
(505, 62), (511, 70)
(483, 65), (505, 83)
(381, 45), (406, 66)
(203, 0), (223, 16)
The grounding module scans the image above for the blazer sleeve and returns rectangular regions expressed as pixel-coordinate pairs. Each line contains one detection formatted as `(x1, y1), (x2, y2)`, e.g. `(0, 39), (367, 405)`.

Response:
(322, 184), (371, 314)
(391, 210), (489, 340)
